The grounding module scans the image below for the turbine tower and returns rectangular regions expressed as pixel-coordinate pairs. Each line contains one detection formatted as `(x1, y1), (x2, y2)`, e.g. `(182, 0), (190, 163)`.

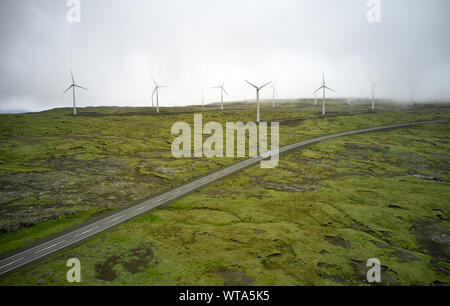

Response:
(313, 73), (335, 115)
(245, 80), (272, 123)
(269, 83), (278, 108)
(151, 77), (167, 114)
(212, 80), (228, 110)
(63, 71), (87, 116)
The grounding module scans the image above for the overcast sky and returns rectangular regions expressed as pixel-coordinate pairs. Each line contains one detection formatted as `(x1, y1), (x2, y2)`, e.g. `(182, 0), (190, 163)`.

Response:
(0, 0), (449, 112)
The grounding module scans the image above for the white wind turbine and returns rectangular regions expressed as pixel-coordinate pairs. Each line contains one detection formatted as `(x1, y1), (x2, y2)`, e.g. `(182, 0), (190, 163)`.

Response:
(245, 80), (272, 123)
(313, 73), (335, 115)
(269, 83), (278, 108)
(201, 88), (204, 107)
(212, 80), (228, 110)
(348, 83), (353, 105)
(63, 71), (87, 116)
(151, 77), (167, 113)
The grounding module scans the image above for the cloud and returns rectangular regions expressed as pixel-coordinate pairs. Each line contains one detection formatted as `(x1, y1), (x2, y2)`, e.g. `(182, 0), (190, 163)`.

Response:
(0, 0), (449, 112)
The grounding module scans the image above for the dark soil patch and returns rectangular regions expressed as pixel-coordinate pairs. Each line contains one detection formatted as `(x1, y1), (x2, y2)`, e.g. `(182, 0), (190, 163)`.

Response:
(254, 229), (266, 235)
(95, 254), (120, 282)
(324, 236), (351, 248)
(122, 246), (157, 274)
(95, 245), (157, 281)
(388, 204), (406, 210)
(317, 262), (341, 270)
(412, 220), (450, 276)
(319, 249), (330, 255)
(216, 267), (254, 286)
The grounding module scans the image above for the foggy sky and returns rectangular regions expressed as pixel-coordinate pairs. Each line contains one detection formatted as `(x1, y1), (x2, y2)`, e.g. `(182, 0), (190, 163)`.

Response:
(1, 0), (450, 112)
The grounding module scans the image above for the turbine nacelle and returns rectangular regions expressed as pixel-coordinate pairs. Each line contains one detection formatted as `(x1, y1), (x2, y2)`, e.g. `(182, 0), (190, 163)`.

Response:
(245, 80), (272, 122)
(245, 80), (272, 91)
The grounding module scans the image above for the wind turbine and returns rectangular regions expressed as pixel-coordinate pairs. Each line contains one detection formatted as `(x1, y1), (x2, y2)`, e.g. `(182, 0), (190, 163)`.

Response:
(63, 71), (87, 116)
(371, 82), (376, 110)
(201, 88), (204, 107)
(212, 80), (228, 110)
(313, 91), (317, 105)
(151, 77), (167, 113)
(313, 73), (335, 115)
(269, 83), (278, 108)
(245, 80), (272, 123)
(348, 83), (352, 105)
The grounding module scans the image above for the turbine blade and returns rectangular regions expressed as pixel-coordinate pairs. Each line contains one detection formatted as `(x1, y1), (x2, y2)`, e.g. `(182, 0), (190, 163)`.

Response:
(74, 84), (88, 90)
(325, 86), (335, 92)
(259, 81), (272, 90)
(222, 87), (229, 96)
(151, 76), (158, 86)
(71, 71), (75, 84)
(152, 87), (157, 97)
(63, 84), (74, 94)
(313, 86), (324, 94)
(245, 80), (257, 89)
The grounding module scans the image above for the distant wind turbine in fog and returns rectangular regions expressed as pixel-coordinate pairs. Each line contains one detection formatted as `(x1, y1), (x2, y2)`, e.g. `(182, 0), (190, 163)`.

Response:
(63, 71), (87, 116)
(371, 82), (376, 110)
(269, 83), (278, 108)
(348, 83), (352, 105)
(245, 80), (272, 123)
(313, 73), (335, 115)
(151, 77), (167, 113)
(212, 80), (228, 110)
(201, 88), (204, 107)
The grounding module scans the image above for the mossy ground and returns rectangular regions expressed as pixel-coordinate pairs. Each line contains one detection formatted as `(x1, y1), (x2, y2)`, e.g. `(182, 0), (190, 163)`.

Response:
(0, 100), (449, 285)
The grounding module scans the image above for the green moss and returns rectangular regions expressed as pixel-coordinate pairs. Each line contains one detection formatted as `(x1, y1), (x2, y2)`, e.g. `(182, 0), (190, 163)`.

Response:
(0, 103), (449, 285)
